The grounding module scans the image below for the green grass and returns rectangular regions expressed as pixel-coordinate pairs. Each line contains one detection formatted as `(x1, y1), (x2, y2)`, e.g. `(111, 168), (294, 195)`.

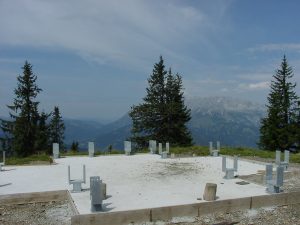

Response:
(4, 146), (300, 165)
(220, 146), (276, 158)
(61, 151), (89, 157)
(290, 153), (300, 163)
(61, 149), (124, 157)
(6, 154), (52, 165)
(170, 145), (209, 156)
(169, 145), (300, 164)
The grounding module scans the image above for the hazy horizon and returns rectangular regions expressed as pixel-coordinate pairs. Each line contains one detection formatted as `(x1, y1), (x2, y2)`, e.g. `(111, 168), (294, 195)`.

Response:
(1, 1), (300, 121)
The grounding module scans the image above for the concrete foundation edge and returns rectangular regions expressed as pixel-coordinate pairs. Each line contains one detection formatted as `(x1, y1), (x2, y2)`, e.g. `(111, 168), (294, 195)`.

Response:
(66, 190), (80, 215)
(71, 208), (151, 225)
(0, 190), (68, 205)
(71, 191), (300, 225)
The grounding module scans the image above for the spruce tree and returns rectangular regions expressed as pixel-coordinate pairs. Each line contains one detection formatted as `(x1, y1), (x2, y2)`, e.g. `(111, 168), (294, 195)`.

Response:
(130, 56), (192, 147)
(130, 56), (167, 146)
(0, 120), (14, 153)
(1, 61), (42, 156)
(35, 112), (51, 153)
(49, 106), (65, 151)
(259, 55), (299, 151)
(165, 72), (193, 146)
(70, 141), (79, 152)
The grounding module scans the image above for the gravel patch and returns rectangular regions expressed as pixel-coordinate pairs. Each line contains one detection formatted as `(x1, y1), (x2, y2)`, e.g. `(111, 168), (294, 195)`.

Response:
(0, 200), (75, 225)
(164, 204), (300, 225)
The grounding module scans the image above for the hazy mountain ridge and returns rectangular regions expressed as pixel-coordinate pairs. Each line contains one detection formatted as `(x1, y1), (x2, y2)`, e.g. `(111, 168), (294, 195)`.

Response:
(187, 97), (265, 147)
(0, 97), (266, 150)
(90, 97), (266, 149)
(64, 119), (104, 148)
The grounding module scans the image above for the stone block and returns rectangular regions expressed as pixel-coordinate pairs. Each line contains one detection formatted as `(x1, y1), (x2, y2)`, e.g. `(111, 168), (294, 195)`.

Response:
(166, 142), (170, 154)
(203, 183), (217, 201)
(88, 142), (95, 157)
(124, 141), (131, 155)
(159, 143), (162, 155)
(53, 143), (59, 159)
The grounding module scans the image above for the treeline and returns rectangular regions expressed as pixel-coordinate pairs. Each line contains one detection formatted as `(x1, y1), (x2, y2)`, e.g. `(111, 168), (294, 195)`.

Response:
(0, 61), (65, 157)
(2, 55), (298, 156)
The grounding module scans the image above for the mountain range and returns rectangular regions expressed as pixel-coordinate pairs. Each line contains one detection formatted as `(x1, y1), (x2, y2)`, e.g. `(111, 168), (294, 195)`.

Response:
(64, 96), (266, 150)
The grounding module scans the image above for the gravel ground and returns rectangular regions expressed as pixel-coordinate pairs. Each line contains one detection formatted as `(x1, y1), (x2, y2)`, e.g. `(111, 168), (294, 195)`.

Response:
(0, 200), (75, 225)
(161, 204), (300, 225)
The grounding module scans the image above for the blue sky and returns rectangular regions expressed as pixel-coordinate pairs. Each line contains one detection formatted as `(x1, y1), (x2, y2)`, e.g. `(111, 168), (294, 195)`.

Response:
(1, 0), (300, 121)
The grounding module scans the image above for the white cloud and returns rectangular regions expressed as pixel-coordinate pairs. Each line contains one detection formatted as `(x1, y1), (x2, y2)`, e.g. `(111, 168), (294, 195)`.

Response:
(248, 81), (270, 89)
(0, 0), (229, 70)
(237, 72), (272, 81)
(248, 43), (300, 53)
(238, 81), (270, 90)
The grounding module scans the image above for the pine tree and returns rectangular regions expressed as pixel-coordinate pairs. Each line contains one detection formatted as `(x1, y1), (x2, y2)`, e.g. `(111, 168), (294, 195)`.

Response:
(259, 55), (299, 151)
(49, 106), (65, 151)
(130, 56), (192, 147)
(0, 120), (14, 153)
(35, 112), (51, 153)
(130, 56), (167, 146)
(1, 61), (42, 156)
(70, 141), (79, 152)
(165, 72), (193, 146)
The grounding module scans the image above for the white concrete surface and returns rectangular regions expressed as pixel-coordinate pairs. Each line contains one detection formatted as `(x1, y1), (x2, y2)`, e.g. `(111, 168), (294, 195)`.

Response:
(0, 154), (268, 214)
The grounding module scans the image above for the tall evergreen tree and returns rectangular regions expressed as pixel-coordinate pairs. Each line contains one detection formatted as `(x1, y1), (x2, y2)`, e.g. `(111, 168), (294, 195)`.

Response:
(259, 55), (299, 151)
(1, 61), (42, 156)
(130, 56), (192, 147)
(0, 120), (14, 153)
(130, 56), (167, 146)
(35, 112), (51, 153)
(49, 106), (65, 151)
(165, 72), (193, 145)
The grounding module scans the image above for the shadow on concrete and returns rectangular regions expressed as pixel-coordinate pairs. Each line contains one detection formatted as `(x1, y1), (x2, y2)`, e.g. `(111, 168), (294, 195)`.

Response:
(0, 183), (12, 187)
(1, 168), (16, 172)
(101, 203), (114, 212)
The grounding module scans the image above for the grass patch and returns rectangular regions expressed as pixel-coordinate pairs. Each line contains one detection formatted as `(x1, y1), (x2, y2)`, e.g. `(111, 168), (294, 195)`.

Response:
(291, 153), (300, 163)
(169, 145), (300, 164)
(61, 149), (124, 157)
(220, 146), (276, 159)
(170, 145), (209, 156)
(4, 146), (300, 165)
(6, 154), (52, 165)
(61, 151), (89, 157)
